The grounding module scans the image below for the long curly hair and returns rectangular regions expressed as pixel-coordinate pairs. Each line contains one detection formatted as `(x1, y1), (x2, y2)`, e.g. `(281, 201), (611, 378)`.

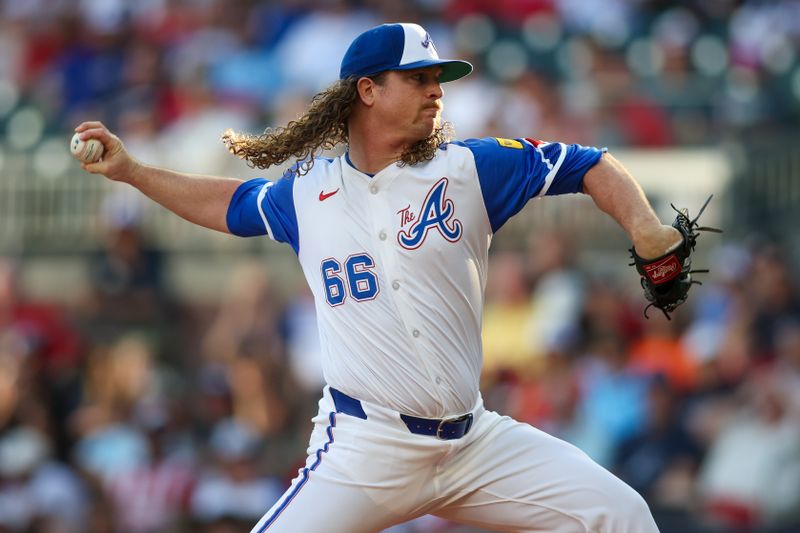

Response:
(221, 74), (453, 176)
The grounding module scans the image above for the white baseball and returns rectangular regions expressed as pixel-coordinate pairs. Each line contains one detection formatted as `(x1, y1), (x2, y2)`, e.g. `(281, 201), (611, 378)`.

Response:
(70, 132), (104, 163)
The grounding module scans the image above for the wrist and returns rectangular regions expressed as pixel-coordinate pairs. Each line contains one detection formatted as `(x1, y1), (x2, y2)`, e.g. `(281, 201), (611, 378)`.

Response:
(630, 219), (663, 250)
(633, 224), (682, 260)
(125, 160), (145, 186)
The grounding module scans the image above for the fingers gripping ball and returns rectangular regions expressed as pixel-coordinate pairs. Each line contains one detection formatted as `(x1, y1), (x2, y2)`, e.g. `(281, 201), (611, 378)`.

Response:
(70, 133), (104, 163)
(630, 195), (722, 320)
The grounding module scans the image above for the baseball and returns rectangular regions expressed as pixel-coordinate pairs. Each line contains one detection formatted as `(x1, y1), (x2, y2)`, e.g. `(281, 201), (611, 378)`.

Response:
(70, 132), (104, 163)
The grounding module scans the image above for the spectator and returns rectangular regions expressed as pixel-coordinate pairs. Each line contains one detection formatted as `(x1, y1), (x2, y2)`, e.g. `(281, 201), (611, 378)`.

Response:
(614, 376), (702, 508)
(697, 369), (800, 530)
(202, 261), (283, 365)
(568, 333), (649, 466)
(201, 261), (290, 436)
(773, 320), (800, 416)
(0, 258), (81, 381)
(271, 2), (377, 94)
(190, 419), (283, 528)
(525, 231), (585, 358)
(0, 426), (88, 533)
(747, 244), (800, 361)
(104, 403), (196, 533)
(283, 283), (326, 396)
(627, 313), (699, 392)
(0, 258), (83, 460)
(83, 192), (169, 341)
(70, 334), (162, 482)
(481, 250), (536, 379)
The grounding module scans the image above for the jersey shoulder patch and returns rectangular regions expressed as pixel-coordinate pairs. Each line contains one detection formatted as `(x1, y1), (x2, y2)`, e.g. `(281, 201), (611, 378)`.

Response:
(525, 138), (546, 147)
(494, 137), (523, 150)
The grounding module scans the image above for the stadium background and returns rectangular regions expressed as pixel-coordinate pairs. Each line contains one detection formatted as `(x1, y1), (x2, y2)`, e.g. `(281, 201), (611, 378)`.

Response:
(1, 1), (800, 532)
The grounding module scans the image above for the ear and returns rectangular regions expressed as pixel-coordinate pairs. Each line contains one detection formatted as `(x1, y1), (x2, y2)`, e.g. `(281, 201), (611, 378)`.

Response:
(356, 77), (378, 107)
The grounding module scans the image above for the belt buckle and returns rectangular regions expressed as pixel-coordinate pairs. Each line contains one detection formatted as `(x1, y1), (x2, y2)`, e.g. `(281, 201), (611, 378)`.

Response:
(436, 413), (472, 440)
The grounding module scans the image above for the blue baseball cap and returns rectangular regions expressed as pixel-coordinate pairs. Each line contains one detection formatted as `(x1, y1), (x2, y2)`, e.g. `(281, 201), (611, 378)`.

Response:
(340, 23), (473, 83)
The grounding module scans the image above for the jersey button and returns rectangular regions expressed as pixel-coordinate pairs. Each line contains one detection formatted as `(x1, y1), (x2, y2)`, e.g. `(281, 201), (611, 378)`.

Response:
(379, 231), (387, 240)
(370, 186), (378, 194)
(412, 329), (420, 338)
(435, 377), (442, 385)
(392, 281), (400, 290)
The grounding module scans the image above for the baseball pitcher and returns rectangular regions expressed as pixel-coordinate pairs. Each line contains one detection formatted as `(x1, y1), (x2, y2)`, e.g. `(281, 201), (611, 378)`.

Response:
(75, 22), (694, 533)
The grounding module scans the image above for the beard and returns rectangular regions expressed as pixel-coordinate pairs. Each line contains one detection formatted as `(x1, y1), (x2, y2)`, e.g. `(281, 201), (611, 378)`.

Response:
(398, 121), (454, 167)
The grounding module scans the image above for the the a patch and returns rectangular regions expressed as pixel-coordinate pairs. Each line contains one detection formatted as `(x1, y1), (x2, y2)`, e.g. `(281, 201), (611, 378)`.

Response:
(494, 137), (523, 149)
(397, 177), (462, 250)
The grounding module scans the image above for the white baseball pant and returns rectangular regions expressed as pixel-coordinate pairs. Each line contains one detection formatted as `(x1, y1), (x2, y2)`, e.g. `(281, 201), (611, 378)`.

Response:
(251, 386), (659, 533)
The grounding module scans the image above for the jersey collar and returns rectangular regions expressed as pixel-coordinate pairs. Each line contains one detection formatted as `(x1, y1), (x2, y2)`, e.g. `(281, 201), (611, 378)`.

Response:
(344, 151), (375, 177)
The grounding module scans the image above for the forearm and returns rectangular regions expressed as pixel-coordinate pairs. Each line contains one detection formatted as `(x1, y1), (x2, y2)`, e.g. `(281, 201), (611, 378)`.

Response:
(75, 121), (245, 234)
(127, 163), (243, 234)
(583, 153), (680, 258)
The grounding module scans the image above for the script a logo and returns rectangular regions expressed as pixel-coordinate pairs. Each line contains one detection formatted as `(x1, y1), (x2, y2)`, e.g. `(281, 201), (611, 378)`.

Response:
(398, 177), (462, 250)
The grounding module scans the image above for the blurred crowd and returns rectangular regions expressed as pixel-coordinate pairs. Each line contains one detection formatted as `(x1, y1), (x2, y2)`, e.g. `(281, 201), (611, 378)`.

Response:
(2, 1), (800, 533)
(2, 222), (800, 533)
(480, 234), (800, 533)
(1, 0), (799, 175)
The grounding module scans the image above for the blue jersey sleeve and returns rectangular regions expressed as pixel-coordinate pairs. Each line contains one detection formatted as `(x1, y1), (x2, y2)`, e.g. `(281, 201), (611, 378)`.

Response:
(455, 137), (605, 233)
(226, 173), (300, 253)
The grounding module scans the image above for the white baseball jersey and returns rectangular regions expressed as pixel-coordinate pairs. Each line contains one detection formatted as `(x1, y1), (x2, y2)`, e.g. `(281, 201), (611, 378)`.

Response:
(226, 137), (604, 419)
(229, 138), (661, 533)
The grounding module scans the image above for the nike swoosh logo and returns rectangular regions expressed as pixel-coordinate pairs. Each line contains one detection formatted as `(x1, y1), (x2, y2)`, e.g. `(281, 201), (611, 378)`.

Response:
(319, 188), (340, 201)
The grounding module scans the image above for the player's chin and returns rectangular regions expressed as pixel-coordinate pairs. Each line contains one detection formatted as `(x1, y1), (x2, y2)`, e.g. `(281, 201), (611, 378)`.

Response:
(418, 116), (439, 137)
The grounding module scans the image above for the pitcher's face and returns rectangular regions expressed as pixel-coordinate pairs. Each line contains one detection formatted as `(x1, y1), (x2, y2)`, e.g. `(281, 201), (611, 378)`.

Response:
(371, 66), (444, 142)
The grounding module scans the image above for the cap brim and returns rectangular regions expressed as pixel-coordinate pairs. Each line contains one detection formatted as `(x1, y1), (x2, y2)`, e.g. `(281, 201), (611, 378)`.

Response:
(393, 59), (473, 83)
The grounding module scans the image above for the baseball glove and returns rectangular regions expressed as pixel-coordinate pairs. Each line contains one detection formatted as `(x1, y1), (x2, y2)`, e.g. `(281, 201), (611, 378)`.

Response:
(630, 195), (722, 320)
